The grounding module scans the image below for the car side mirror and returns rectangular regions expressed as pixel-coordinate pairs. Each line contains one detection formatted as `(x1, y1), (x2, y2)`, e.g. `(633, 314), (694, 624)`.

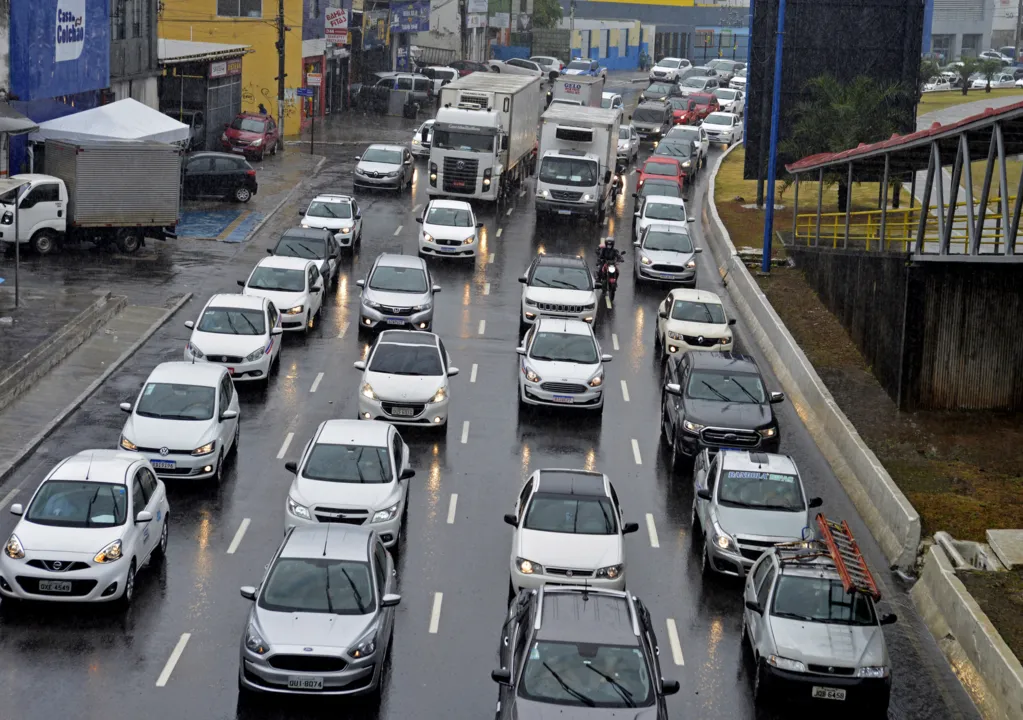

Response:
(184, 320), (195, 329)
(271, 327), (284, 335)
(880, 613), (898, 626)
(769, 391), (785, 404)
(10, 503), (23, 516)
(634, 211), (641, 217)
(688, 217), (696, 223)
(266, 248), (274, 254)
(432, 285), (442, 293)
(135, 510), (153, 524)
(503, 513), (518, 527)
(400, 468), (416, 480)
(627, 114), (632, 121)
(447, 367), (460, 377)
(119, 402), (133, 413)
(477, 222), (484, 228)
(220, 409), (239, 421)
(284, 461), (298, 474)
(623, 521), (639, 534)
(415, 217), (423, 223)
(356, 279), (365, 288)
(298, 209), (305, 216)
(515, 346), (526, 356)
(603, 170), (611, 184)
(728, 318), (736, 326)
(237, 280), (245, 287)
(518, 275), (527, 284)
(312, 282), (323, 292)
(661, 679), (681, 696)
(381, 593), (402, 607)
(745, 600), (763, 614)
(631, 192), (638, 199)
(601, 354), (613, 363)
(664, 382), (682, 396)
(808, 497), (823, 509)
(354, 155), (362, 161)
(501, 136), (509, 150)
(658, 310), (668, 319)
(694, 247), (703, 254)
(696, 488), (712, 501)
(492, 668), (512, 685)
(633, 241), (641, 247)
(354, 360), (367, 370)
(240, 586), (257, 600)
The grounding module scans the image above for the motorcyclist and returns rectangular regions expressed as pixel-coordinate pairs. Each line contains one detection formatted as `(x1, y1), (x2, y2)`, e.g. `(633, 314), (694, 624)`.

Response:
(595, 238), (625, 287)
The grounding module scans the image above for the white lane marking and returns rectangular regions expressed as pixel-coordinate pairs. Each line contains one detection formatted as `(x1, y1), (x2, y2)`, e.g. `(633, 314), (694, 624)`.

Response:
(496, 228), (503, 238)
(630, 168), (636, 175)
(605, 295), (612, 309)
(393, 225), (403, 236)
(645, 513), (660, 548)
(337, 321), (349, 339)
(277, 432), (294, 459)
(505, 207), (513, 216)
(621, 380), (630, 402)
(488, 254), (495, 264)
(519, 189), (526, 198)
(483, 282), (491, 295)
(461, 421), (470, 444)
(429, 592), (444, 633)
(226, 518), (251, 555)
(604, 216), (610, 226)
(470, 363), (478, 383)
(666, 619), (685, 665)
(412, 203), (422, 214)
(612, 333), (619, 351)
(632, 438), (642, 465)
(156, 633), (192, 687)
(447, 494), (458, 524)
(310, 372), (324, 393)
(0, 488), (19, 511)
(478, 319), (486, 335)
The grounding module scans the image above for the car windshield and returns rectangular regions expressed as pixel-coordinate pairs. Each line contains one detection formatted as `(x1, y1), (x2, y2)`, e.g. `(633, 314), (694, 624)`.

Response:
(520, 640), (654, 708)
(671, 300), (725, 323)
(644, 230), (693, 253)
(531, 332), (599, 364)
(260, 558), (375, 615)
(426, 206), (473, 227)
(531, 265), (592, 290)
(368, 265), (428, 293)
(26, 481), (128, 528)
(197, 307), (266, 335)
(717, 470), (805, 510)
(639, 182), (682, 199)
(275, 235), (326, 260)
(682, 78), (707, 88)
(645, 203), (686, 221)
(632, 107), (666, 123)
(567, 60), (591, 71)
(657, 59), (681, 69)
(687, 370), (766, 403)
(531, 57), (553, 66)
(655, 141), (694, 158)
(667, 127), (699, 142)
(715, 89), (737, 100)
(539, 157), (598, 187)
(302, 443), (392, 483)
(643, 162), (678, 177)
(231, 117), (265, 133)
(618, 127), (631, 139)
(135, 382), (216, 420)
(646, 83), (672, 94)
(362, 148), (401, 164)
(247, 267), (306, 292)
(305, 200), (352, 219)
(692, 95), (714, 106)
(602, 97), (616, 109)
(370, 344), (443, 376)
(524, 494), (617, 534)
(706, 113), (733, 125)
(771, 575), (877, 626)
(433, 128), (494, 152)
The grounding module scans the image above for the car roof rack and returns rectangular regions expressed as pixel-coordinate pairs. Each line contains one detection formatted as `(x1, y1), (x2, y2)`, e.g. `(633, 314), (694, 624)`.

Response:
(772, 514), (881, 601)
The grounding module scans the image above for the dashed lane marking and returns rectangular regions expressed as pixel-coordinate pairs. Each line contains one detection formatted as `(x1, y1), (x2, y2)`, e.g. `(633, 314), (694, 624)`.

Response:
(277, 432), (294, 459)
(447, 494), (458, 524)
(156, 633), (191, 687)
(461, 421), (470, 444)
(470, 364), (478, 383)
(226, 518), (251, 555)
(632, 439), (642, 465)
(666, 619), (685, 665)
(645, 513), (660, 548)
(488, 254), (495, 264)
(612, 333), (619, 351)
(0, 488), (19, 511)
(605, 296), (612, 309)
(621, 380), (630, 402)
(518, 189), (526, 198)
(429, 592), (443, 633)
(478, 320), (486, 335)
(310, 372), (324, 393)
(393, 225), (403, 236)
(337, 321), (349, 339)
(412, 204), (422, 214)
(483, 282), (491, 295)
(496, 228), (503, 238)
(505, 207), (513, 217)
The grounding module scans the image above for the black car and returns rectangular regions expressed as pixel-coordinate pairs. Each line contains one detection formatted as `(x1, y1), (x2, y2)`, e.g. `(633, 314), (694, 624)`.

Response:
(267, 227), (340, 289)
(181, 152), (257, 203)
(653, 138), (699, 185)
(661, 351), (784, 469)
(492, 585), (680, 718)
(641, 81), (682, 102)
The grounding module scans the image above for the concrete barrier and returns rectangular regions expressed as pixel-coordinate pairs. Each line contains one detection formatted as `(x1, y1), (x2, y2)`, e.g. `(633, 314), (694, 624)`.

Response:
(704, 144), (921, 570)
(912, 544), (1023, 720)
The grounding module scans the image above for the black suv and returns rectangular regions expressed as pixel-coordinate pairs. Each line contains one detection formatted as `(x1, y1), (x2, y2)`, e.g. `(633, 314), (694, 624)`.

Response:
(661, 351), (784, 469)
(267, 227), (340, 290)
(492, 586), (680, 718)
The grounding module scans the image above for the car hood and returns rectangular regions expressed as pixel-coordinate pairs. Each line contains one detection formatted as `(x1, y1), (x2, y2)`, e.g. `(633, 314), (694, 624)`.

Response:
(524, 286), (597, 305)
(122, 414), (217, 451)
(683, 398), (771, 428)
(253, 606), (376, 652)
(423, 223), (474, 242)
(189, 331), (267, 358)
(769, 616), (887, 668)
(616, 139), (630, 149)
(638, 218), (687, 235)
(303, 217), (353, 232)
(509, 699), (659, 719)
(713, 504), (808, 540)
(358, 161), (401, 174)
(641, 91), (668, 101)
(563, 69), (588, 75)
(292, 477), (400, 511)
(526, 358), (600, 384)
(517, 529), (621, 569)
(227, 129), (261, 141)
(363, 287), (431, 308)
(244, 288), (307, 313)
(703, 123), (730, 133)
(14, 521), (124, 555)
(364, 371), (444, 403)
(662, 318), (729, 338)
(639, 248), (696, 267)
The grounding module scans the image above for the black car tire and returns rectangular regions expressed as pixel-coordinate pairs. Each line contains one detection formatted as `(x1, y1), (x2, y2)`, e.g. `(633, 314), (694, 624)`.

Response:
(153, 520), (169, 561)
(752, 658), (772, 706)
(270, 139), (279, 156)
(116, 560), (137, 611)
(233, 186), (252, 203)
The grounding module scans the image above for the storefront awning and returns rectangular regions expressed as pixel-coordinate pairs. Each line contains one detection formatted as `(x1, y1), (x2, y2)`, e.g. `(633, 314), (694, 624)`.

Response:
(158, 39), (251, 65)
(31, 98), (189, 145)
(0, 103), (38, 135)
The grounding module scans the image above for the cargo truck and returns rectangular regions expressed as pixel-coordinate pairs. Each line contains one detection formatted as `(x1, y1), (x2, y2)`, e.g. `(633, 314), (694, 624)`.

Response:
(428, 73), (544, 203)
(534, 105), (621, 223)
(548, 75), (605, 108)
(0, 140), (182, 255)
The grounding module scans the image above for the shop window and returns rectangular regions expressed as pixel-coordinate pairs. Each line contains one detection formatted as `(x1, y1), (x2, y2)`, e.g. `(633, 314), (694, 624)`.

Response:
(960, 34), (982, 58)
(112, 0), (127, 40)
(696, 29), (714, 50)
(598, 30), (608, 59)
(619, 28), (628, 56)
(217, 0), (263, 18)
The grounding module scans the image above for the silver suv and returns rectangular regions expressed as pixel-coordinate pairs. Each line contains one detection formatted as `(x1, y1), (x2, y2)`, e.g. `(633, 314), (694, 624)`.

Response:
(693, 450), (822, 577)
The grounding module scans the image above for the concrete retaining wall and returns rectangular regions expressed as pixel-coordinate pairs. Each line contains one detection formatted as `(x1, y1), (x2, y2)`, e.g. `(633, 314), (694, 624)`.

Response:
(704, 144), (921, 570)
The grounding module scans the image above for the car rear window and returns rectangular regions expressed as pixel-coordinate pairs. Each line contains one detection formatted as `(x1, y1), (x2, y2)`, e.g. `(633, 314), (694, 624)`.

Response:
(643, 161), (678, 177)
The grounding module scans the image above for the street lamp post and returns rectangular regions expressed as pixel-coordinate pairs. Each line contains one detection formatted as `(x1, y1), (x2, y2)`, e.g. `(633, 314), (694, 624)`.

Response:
(760, 0), (787, 274)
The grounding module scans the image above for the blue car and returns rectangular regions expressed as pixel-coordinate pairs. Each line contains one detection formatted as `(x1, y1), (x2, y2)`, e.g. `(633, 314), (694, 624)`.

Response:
(564, 58), (607, 79)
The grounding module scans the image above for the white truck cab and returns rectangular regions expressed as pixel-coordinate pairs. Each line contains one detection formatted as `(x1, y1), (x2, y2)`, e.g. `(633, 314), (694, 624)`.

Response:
(0, 174), (68, 254)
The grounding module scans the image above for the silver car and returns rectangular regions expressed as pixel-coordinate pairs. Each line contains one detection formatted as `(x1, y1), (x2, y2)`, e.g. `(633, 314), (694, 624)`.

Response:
(238, 525), (401, 702)
(634, 223), (702, 286)
(517, 317), (611, 413)
(354, 144), (414, 191)
(357, 253), (441, 333)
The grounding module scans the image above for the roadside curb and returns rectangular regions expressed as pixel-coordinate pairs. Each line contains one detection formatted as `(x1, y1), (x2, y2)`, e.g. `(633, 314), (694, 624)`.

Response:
(703, 143), (921, 571)
(0, 292), (193, 485)
(241, 156), (327, 244)
(0, 291), (127, 415)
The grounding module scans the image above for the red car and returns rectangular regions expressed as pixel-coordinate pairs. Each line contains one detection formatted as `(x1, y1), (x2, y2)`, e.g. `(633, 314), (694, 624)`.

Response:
(637, 157), (686, 195)
(448, 60), (490, 77)
(671, 93), (720, 125)
(221, 113), (281, 160)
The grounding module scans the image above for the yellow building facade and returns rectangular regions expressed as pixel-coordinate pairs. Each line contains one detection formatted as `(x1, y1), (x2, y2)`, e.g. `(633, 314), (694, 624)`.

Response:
(159, 0), (305, 136)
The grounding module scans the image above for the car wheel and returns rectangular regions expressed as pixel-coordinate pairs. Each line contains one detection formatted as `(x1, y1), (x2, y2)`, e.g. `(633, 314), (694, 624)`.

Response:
(153, 520), (169, 561)
(31, 229), (59, 256)
(270, 139), (279, 156)
(116, 560), (137, 610)
(752, 658), (771, 706)
(230, 423), (240, 458)
(258, 145), (266, 162)
(213, 452), (225, 485)
(233, 186), (252, 203)
(115, 229), (143, 254)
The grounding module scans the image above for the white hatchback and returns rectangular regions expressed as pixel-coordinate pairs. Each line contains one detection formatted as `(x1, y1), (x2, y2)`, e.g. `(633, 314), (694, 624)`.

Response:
(656, 288), (736, 356)
(417, 199), (482, 259)
(239, 255), (325, 334)
(702, 111), (743, 145)
(517, 317), (611, 413)
(183, 293), (283, 385)
(634, 196), (693, 243)
(1, 450), (169, 609)
(300, 194), (363, 250)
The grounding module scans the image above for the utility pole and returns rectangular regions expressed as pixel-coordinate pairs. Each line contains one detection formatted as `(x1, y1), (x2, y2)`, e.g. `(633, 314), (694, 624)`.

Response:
(570, 0), (576, 58)
(460, 0), (468, 60)
(1016, 0), (1023, 56)
(761, 0), (787, 273)
(276, 0), (286, 150)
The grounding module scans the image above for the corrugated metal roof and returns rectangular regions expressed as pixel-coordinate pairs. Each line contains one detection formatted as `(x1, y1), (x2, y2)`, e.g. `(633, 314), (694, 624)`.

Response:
(157, 39), (251, 64)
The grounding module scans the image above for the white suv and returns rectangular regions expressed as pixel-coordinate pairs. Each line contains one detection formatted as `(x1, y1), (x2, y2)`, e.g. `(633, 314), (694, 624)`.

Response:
(519, 253), (600, 329)
(649, 57), (691, 83)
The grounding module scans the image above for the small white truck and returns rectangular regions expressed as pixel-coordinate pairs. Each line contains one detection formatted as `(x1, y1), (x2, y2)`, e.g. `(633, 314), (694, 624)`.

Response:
(549, 75), (605, 108)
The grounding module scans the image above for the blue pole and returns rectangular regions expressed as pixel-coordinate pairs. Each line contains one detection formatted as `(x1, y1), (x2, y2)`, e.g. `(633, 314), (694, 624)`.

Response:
(743, 0), (754, 145)
(761, 0), (786, 274)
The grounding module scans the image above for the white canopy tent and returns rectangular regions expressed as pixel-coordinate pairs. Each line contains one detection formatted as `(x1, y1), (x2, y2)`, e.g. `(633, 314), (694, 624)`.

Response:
(30, 98), (189, 145)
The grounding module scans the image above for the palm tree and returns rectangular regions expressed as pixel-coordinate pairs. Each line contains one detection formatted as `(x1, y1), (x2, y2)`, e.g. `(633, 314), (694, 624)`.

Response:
(977, 58), (1004, 93)
(954, 57), (980, 95)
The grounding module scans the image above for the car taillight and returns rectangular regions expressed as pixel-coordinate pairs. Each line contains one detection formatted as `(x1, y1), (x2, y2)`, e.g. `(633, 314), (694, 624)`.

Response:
(246, 169), (256, 177)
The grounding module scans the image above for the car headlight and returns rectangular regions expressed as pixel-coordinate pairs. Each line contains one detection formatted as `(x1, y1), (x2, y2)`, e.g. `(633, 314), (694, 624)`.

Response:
(719, 335), (732, 345)
(463, 235), (475, 245)
(348, 627), (378, 659)
(686, 259), (697, 269)
(522, 365), (541, 383)
(524, 298), (538, 307)
(282, 305), (304, 315)
(251, 138), (263, 146)
(2, 211), (13, 225)
(339, 225), (353, 234)
(582, 302), (596, 310)
(516, 557), (543, 575)
(710, 522), (736, 553)
(385, 170), (400, 178)
(667, 331), (685, 341)
(536, 189), (549, 199)
(767, 655), (807, 673)
(119, 435), (138, 451)
(759, 426), (777, 438)
(412, 138), (420, 145)
(856, 666), (890, 679)
(221, 133), (228, 142)
(287, 496), (311, 520)
(300, 222), (311, 228)
(589, 371), (604, 388)
(683, 419), (705, 432)
(640, 255), (652, 265)
(582, 194), (593, 202)
(245, 623), (270, 655)
(429, 386), (447, 403)
(412, 302), (432, 312)
(93, 539), (123, 563)
(363, 298), (383, 310)
(186, 341), (204, 359)
(595, 564), (623, 579)
(422, 232), (434, 243)
(4, 533), (25, 560)
(682, 160), (692, 168)
(356, 166), (366, 175)
(361, 383), (377, 400)
(371, 503), (400, 524)
(245, 346), (266, 363)
(191, 442), (215, 457)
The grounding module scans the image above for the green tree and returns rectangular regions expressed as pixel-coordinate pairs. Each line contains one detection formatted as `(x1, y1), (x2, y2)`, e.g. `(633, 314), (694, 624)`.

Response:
(532, 0), (563, 29)
(953, 57), (979, 95)
(976, 58), (1004, 93)
(920, 57), (941, 90)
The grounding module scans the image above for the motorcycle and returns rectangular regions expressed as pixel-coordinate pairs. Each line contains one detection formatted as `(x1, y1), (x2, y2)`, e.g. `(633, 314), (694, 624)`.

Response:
(597, 253), (625, 303)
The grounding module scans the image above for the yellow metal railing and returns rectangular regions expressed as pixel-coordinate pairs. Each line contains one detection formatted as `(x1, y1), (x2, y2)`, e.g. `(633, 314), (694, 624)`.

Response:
(794, 196), (1017, 253)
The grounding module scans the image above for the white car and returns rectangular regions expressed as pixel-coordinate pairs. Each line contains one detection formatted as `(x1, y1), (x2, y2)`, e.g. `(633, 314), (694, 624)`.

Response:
(183, 294), (283, 385)
(530, 55), (565, 77)
(563, 59), (607, 79)
(410, 119), (434, 158)
(354, 330), (458, 427)
(922, 77), (951, 92)
(702, 111), (743, 145)
(655, 288), (736, 356)
(678, 76), (719, 97)
(972, 73), (1015, 89)
(617, 124), (640, 165)
(519, 253), (600, 328)
(729, 71), (747, 91)
(712, 87), (744, 115)
(489, 58), (543, 77)
(353, 143), (414, 191)
(633, 195), (694, 243)
(505, 468), (640, 593)
(979, 50), (1012, 65)
(425, 66), (458, 95)
(283, 419), (415, 548)
(416, 198), (482, 259)
(649, 57), (691, 83)
(517, 317), (611, 412)
(1, 450), (169, 609)
(118, 362), (240, 482)
(634, 224), (702, 286)
(601, 91), (624, 111)
(239, 256), (325, 334)
(300, 193), (363, 250)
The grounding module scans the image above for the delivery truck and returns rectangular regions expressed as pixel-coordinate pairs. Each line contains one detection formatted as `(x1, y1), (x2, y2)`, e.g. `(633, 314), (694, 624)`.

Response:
(429, 73), (544, 203)
(0, 140), (182, 255)
(535, 105), (621, 223)
(548, 75), (605, 108)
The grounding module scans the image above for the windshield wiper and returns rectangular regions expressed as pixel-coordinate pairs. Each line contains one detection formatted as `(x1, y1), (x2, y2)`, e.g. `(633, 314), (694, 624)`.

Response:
(700, 380), (731, 402)
(542, 662), (596, 707)
(584, 663), (636, 707)
(83, 485), (102, 528)
(323, 565), (336, 614)
(291, 242), (319, 258)
(730, 378), (760, 404)
(339, 567), (366, 614)
(547, 279), (585, 289)
(772, 611), (818, 622)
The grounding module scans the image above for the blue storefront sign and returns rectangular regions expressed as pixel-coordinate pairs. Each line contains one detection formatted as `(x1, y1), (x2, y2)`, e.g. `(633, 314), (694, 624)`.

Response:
(390, 1), (430, 33)
(10, 0), (110, 101)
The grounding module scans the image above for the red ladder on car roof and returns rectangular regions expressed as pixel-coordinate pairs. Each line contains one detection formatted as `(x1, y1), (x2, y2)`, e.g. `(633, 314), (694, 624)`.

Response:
(815, 514), (881, 601)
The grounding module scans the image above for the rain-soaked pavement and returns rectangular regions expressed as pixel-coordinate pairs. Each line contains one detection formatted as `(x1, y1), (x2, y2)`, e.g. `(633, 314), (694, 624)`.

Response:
(0, 84), (981, 720)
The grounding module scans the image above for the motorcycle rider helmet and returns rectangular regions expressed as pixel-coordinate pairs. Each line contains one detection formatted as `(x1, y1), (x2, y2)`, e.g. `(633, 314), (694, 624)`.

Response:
(604, 237), (615, 251)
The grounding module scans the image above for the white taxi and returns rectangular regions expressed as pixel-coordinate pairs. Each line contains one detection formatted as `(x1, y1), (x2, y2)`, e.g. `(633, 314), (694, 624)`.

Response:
(184, 294), (283, 385)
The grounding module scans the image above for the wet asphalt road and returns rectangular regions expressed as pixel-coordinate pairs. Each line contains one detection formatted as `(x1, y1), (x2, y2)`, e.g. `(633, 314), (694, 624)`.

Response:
(0, 93), (981, 720)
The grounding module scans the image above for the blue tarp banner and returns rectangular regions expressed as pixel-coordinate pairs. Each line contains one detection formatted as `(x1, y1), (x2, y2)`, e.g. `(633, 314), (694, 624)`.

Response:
(390, 1), (430, 33)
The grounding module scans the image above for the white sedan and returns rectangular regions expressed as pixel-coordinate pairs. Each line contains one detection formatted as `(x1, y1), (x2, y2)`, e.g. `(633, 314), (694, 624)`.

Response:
(410, 119), (434, 158)
(655, 288), (736, 356)
(354, 330), (458, 428)
(183, 293), (283, 385)
(488, 58), (543, 78)
(300, 193), (363, 250)
(239, 255), (324, 334)
(712, 87), (744, 115)
(517, 317), (611, 413)
(118, 362), (240, 483)
(617, 125), (640, 166)
(417, 199), (482, 259)
(972, 73), (1015, 89)
(633, 196), (694, 243)
(702, 111), (743, 146)
(505, 468), (639, 594)
(922, 77), (951, 92)
(1, 450), (169, 609)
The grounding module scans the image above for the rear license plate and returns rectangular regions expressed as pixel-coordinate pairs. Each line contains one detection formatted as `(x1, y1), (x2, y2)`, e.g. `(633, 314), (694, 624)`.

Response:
(391, 406), (416, 417)
(288, 676), (324, 690)
(385, 318), (405, 325)
(151, 460), (176, 470)
(557, 210), (572, 216)
(38, 580), (72, 593)
(551, 395), (575, 404)
(811, 686), (846, 701)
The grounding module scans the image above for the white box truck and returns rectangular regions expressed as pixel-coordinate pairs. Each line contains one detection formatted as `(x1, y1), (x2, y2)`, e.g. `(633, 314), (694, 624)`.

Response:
(535, 105), (621, 223)
(549, 75), (605, 108)
(428, 73), (544, 202)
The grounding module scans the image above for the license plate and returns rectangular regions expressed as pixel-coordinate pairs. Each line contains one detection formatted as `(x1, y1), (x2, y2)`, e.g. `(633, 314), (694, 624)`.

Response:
(231, 147), (246, 154)
(288, 676), (324, 690)
(557, 210), (572, 216)
(552, 395), (575, 404)
(38, 580), (72, 593)
(227, 367), (235, 375)
(151, 460), (176, 470)
(811, 686), (846, 701)
(385, 318), (405, 325)
(452, 180), (465, 187)
(391, 406), (416, 417)
(437, 245), (458, 252)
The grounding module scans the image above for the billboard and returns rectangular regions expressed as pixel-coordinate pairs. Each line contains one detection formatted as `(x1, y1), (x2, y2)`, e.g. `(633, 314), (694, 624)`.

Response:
(10, 0), (110, 101)
(390, 1), (430, 33)
(325, 6), (349, 44)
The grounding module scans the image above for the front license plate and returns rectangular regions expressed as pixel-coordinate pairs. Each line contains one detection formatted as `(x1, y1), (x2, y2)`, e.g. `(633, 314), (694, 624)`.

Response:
(391, 406), (416, 417)
(385, 318), (405, 325)
(437, 245), (458, 252)
(38, 580), (72, 593)
(288, 676), (324, 690)
(552, 395), (575, 404)
(557, 210), (572, 216)
(811, 686), (846, 701)
(231, 147), (246, 154)
(151, 460), (176, 470)
(451, 180), (465, 187)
